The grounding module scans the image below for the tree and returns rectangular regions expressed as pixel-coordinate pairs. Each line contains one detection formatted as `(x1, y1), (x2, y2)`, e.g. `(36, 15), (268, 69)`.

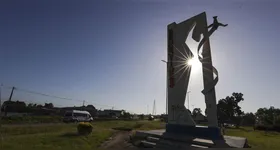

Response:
(36, 104), (43, 108)
(138, 114), (144, 120)
(255, 107), (280, 125)
(121, 112), (131, 119)
(44, 103), (54, 109)
(192, 108), (202, 118)
(1, 100), (27, 114)
(32, 104), (37, 108)
(241, 112), (256, 126)
(217, 92), (244, 128)
(27, 103), (34, 108)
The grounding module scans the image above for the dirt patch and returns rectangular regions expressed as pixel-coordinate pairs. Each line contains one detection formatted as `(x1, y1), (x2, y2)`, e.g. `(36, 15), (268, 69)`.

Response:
(100, 131), (141, 150)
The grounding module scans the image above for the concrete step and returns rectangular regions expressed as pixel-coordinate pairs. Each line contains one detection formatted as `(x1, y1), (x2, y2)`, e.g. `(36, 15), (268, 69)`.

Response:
(192, 138), (214, 147)
(136, 130), (247, 148)
(146, 136), (160, 143)
(191, 144), (208, 148)
(157, 139), (189, 149)
(143, 136), (210, 149)
(157, 138), (210, 149)
(160, 133), (215, 147)
(140, 140), (156, 148)
(151, 135), (213, 148)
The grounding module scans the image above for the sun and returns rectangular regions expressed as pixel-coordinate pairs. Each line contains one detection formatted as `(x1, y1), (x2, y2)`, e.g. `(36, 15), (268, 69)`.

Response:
(186, 56), (201, 72)
(187, 58), (195, 66)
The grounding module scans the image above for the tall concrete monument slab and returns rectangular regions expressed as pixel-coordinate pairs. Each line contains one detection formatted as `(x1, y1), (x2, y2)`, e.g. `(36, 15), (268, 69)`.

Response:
(166, 12), (227, 138)
(135, 12), (248, 148)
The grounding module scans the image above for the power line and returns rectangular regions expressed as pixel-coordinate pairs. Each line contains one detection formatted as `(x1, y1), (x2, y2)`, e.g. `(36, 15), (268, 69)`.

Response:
(3, 85), (108, 107)
(1, 84), (138, 114)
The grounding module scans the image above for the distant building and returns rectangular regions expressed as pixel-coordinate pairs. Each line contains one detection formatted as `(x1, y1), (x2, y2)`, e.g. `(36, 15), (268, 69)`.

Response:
(132, 114), (139, 120)
(97, 109), (125, 118)
(58, 105), (97, 117)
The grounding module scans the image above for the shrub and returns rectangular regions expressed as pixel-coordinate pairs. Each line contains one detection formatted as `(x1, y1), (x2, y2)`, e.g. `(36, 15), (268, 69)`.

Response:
(77, 122), (93, 135)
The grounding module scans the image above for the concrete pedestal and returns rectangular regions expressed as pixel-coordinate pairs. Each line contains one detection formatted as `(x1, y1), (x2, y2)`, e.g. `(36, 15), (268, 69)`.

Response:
(135, 129), (248, 148)
(166, 124), (223, 140)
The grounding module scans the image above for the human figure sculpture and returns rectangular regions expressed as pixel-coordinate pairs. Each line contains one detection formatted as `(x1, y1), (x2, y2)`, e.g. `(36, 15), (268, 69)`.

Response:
(208, 16), (228, 30)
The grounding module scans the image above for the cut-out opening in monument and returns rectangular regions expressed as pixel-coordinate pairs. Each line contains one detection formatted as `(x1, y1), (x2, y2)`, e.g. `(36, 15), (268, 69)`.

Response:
(184, 23), (206, 116)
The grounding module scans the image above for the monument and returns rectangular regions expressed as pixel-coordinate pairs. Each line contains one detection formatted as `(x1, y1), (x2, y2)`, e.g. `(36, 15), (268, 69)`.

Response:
(166, 12), (225, 137)
(135, 12), (248, 148)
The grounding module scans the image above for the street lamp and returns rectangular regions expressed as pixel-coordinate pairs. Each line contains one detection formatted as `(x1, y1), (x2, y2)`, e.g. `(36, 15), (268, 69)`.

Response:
(161, 60), (168, 115)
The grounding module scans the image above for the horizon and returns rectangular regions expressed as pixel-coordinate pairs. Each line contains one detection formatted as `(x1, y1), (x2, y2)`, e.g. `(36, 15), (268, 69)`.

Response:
(1, 0), (280, 115)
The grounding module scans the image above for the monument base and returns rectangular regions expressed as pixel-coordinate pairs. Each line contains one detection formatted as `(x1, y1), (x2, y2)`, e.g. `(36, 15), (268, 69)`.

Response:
(166, 124), (223, 140)
(134, 129), (249, 148)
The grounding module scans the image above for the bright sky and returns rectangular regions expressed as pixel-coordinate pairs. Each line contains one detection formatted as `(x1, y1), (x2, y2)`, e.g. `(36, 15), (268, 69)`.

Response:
(0, 0), (279, 114)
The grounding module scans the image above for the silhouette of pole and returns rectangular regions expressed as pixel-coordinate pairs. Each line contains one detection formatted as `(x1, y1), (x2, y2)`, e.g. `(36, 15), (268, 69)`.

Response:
(161, 60), (168, 115)
(152, 99), (156, 115)
(8, 87), (15, 101)
(0, 84), (2, 141)
(0, 84), (2, 128)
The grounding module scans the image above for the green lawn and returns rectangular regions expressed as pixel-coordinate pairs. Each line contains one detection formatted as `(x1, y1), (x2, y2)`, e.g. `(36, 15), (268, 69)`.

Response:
(225, 127), (280, 150)
(0, 120), (165, 150)
(1, 121), (280, 150)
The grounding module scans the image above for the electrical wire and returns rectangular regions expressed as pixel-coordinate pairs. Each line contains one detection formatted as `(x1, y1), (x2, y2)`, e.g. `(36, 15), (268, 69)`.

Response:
(1, 84), (138, 114)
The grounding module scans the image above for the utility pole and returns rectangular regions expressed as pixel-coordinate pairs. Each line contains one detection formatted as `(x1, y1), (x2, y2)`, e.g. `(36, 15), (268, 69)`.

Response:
(161, 60), (168, 115)
(152, 99), (156, 115)
(0, 84), (2, 129)
(82, 100), (85, 107)
(187, 91), (191, 110)
(0, 84), (2, 143)
(8, 87), (15, 101)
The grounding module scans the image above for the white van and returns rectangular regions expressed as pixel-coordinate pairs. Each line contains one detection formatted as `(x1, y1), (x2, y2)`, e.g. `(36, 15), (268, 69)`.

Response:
(63, 110), (93, 123)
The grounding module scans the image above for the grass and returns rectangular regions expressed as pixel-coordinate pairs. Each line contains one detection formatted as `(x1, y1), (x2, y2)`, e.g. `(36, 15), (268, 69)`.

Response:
(0, 120), (165, 150)
(1, 116), (63, 124)
(1, 121), (280, 150)
(1, 129), (113, 150)
(0, 124), (76, 136)
(225, 126), (280, 150)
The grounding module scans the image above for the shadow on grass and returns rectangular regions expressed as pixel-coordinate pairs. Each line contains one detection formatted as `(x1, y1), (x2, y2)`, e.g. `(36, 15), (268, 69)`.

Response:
(60, 132), (80, 137)
(262, 131), (279, 137)
(112, 122), (144, 131)
(112, 127), (132, 131)
(133, 123), (144, 129)
(238, 127), (252, 132)
(227, 127), (253, 132)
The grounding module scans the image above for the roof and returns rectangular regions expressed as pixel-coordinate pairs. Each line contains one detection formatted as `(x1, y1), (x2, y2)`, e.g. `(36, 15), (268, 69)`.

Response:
(103, 109), (124, 113)
(66, 110), (91, 115)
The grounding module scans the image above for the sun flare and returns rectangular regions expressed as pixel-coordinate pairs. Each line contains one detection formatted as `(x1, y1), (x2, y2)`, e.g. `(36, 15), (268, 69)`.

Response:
(186, 57), (201, 72)
(187, 58), (194, 66)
